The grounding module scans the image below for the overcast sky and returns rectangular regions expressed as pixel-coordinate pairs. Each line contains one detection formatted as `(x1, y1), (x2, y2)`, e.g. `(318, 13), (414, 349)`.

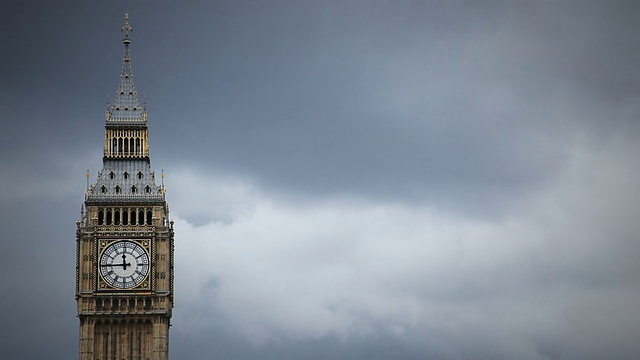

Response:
(2, 1), (640, 359)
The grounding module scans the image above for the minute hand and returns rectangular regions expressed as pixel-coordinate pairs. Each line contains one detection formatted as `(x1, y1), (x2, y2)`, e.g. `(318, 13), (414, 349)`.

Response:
(100, 262), (131, 268)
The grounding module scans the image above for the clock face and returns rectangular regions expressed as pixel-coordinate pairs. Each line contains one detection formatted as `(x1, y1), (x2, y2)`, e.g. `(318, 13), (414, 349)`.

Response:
(99, 240), (150, 289)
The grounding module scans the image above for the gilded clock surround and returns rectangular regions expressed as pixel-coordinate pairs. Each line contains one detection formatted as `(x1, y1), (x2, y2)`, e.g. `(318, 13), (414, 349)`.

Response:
(98, 239), (151, 290)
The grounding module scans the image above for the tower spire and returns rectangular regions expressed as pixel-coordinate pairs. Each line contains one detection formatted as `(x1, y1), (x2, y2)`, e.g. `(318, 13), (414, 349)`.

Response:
(107, 13), (145, 125)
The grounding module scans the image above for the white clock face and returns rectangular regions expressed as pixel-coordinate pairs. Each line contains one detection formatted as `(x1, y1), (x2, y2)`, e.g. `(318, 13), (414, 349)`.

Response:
(99, 240), (149, 289)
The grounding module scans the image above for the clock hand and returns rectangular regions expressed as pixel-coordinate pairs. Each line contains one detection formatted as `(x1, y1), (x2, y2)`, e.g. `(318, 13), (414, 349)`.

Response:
(119, 252), (131, 270)
(100, 261), (132, 268)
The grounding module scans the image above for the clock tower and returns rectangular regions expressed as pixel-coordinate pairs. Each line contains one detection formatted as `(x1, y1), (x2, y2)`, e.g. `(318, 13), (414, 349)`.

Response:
(76, 14), (174, 360)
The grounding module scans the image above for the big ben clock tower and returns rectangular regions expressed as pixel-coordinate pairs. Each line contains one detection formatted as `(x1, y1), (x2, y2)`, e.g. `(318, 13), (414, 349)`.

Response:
(76, 14), (174, 360)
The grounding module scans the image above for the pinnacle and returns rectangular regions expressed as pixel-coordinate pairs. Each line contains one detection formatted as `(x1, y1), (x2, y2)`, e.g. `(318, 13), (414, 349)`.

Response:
(107, 14), (145, 125)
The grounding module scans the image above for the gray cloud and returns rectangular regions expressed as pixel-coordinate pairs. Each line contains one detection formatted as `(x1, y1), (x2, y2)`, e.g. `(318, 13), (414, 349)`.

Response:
(2, 1), (640, 359)
(167, 131), (640, 359)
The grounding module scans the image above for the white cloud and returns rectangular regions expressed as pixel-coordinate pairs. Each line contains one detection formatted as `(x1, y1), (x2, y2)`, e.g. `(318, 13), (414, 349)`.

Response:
(168, 132), (640, 358)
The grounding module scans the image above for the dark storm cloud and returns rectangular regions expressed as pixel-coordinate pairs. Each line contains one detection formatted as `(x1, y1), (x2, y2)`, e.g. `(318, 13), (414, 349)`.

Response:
(5, 0), (640, 210)
(142, 0), (640, 215)
(2, 1), (640, 359)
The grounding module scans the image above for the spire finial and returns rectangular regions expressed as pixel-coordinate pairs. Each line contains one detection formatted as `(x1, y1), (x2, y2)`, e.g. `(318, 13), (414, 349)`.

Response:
(122, 13), (132, 44)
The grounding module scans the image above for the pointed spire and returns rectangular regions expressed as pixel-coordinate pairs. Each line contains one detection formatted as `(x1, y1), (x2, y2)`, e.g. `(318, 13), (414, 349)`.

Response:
(107, 13), (145, 125)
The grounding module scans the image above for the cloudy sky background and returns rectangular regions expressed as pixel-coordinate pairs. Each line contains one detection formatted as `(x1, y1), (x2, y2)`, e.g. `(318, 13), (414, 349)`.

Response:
(2, 1), (640, 358)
